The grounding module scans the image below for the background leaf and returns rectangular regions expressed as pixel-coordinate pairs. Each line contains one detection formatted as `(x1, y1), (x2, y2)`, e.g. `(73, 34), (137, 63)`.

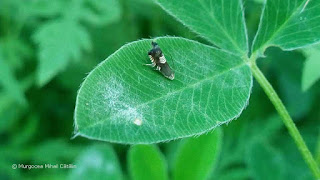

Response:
(31, 139), (81, 164)
(0, 52), (26, 105)
(252, 0), (320, 55)
(10, 114), (39, 146)
(128, 145), (168, 180)
(216, 169), (250, 180)
(69, 144), (123, 180)
(252, 0), (264, 4)
(33, 20), (91, 86)
(246, 142), (285, 180)
(74, 37), (252, 144)
(0, 37), (32, 70)
(173, 128), (222, 180)
(0, 75), (33, 133)
(157, 0), (248, 56)
(264, 47), (313, 118)
(31, 0), (122, 86)
(80, 0), (122, 26)
(302, 44), (320, 91)
(26, 0), (66, 18)
(274, 117), (318, 180)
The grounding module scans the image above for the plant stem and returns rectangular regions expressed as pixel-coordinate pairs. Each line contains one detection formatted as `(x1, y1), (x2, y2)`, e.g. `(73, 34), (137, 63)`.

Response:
(316, 132), (320, 165)
(249, 60), (320, 179)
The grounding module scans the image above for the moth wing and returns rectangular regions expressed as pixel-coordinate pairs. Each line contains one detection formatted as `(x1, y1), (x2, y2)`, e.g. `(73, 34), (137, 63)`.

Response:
(159, 63), (174, 80)
(159, 55), (167, 64)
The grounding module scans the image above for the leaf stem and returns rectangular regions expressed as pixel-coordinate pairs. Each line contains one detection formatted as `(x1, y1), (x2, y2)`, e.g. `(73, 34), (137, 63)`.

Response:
(249, 59), (320, 179)
(316, 132), (320, 165)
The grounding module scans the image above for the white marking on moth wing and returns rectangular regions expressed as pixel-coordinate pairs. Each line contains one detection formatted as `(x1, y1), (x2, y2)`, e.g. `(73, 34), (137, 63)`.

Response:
(133, 118), (142, 126)
(156, 66), (161, 71)
(168, 73), (174, 80)
(159, 55), (166, 64)
(149, 55), (155, 63)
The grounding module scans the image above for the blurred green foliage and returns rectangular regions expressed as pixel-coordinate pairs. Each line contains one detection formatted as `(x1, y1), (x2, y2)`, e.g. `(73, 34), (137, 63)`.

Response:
(128, 145), (168, 180)
(0, 0), (319, 179)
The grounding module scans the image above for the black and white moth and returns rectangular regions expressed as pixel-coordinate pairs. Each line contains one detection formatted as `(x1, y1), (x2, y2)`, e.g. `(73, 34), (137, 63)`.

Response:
(147, 41), (175, 80)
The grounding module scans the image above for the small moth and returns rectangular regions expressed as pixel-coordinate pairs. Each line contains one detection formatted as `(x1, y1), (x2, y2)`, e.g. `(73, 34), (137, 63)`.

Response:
(147, 41), (175, 80)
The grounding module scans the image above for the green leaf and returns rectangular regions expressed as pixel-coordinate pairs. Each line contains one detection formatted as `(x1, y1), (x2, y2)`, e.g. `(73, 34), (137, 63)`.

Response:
(69, 144), (123, 180)
(128, 145), (168, 180)
(80, 0), (122, 26)
(0, 52), (26, 105)
(173, 128), (222, 180)
(275, 124), (315, 180)
(252, 0), (320, 55)
(252, 0), (265, 4)
(246, 142), (285, 180)
(74, 37), (252, 144)
(0, 37), (32, 70)
(163, 140), (181, 173)
(0, 75), (33, 132)
(10, 114), (38, 146)
(265, 47), (313, 118)
(33, 20), (91, 86)
(157, 0), (248, 56)
(302, 44), (320, 91)
(26, 0), (66, 18)
(0, 93), (22, 132)
(0, 0), (29, 23)
(31, 139), (81, 164)
(217, 168), (250, 180)
(278, 74), (313, 118)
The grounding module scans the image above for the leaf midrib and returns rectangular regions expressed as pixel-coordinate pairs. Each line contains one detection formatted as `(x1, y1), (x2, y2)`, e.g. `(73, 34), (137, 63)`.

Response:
(78, 62), (248, 131)
(253, 0), (308, 54)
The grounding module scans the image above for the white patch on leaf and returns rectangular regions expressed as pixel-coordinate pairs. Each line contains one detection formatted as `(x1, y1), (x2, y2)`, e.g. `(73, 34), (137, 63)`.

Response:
(102, 78), (144, 124)
(133, 118), (142, 126)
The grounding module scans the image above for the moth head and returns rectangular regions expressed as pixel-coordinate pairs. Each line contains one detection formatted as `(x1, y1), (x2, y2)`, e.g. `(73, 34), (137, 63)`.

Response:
(155, 50), (162, 56)
(151, 41), (158, 47)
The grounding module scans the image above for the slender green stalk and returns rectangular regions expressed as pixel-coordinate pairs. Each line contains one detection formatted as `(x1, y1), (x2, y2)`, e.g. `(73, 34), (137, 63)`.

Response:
(316, 133), (320, 165)
(249, 60), (320, 179)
